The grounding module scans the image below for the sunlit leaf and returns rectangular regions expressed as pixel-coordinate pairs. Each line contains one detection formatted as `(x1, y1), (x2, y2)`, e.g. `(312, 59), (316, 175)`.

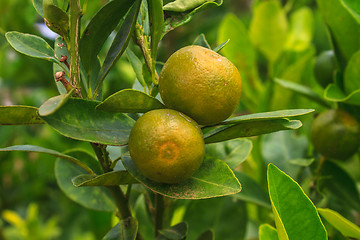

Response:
(38, 91), (74, 116)
(259, 224), (279, 240)
(324, 83), (360, 105)
(344, 50), (360, 95)
(267, 164), (327, 240)
(318, 208), (360, 239)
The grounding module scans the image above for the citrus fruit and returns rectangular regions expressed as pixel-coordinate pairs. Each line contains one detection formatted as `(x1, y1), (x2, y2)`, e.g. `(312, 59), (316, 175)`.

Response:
(311, 109), (360, 160)
(128, 109), (205, 184)
(158, 45), (242, 126)
(314, 50), (336, 89)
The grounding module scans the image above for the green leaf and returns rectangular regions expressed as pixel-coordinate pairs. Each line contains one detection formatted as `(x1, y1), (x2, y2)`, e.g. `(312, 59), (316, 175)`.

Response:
(341, 0), (360, 23)
(203, 119), (302, 144)
(249, 0), (288, 63)
(126, 48), (147, 88)
(96, 89), (165, 113)
(318, 208), (360, 239)
(0, 106), (43, 125)
(274, 78), (331, 108)
(72, 171), (138, 187)
(40, 98), (135, 145)
(267, 164), (327, 240)
(182, 197), (247, 240)
(163, 0), (211, 12)
(148, 0), (164, 85)
(344, 50), (360, 95)
(102, 218), (138, 240)
(259, 224), (279, 240)
(32, 0), (44, 17)
(164, 0), (222, 34)
(156, 222), (188, 240)
(285, 7), (314, 51)
(197, 230), (214, 240)
(122, 155), (241, 199)
(38, 91), (74, 116)
(317, 0), (360, 63)
(262, 131), (309, 179)
(205, 138), (253, 169)
(97, 0), (141, 90)
(5, 31), (59, 63)
(317, 160), (360, 211)
(43, 0), (69, 37)
(80, 0), (135, 73)
(192, 33), (211, 49)
(221, 109), (314, 125)
(233, 171), (271, 208)
(212, 39), (229, 53)
(55, 149), (116, 212)
(324, 83), (360, 105)
(0, 145), (95, 174)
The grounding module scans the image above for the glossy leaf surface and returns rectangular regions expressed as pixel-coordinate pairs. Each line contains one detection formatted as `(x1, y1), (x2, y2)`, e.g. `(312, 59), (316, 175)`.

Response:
(259, 224), (279, 240)
(80, 0), (135, 73)
(96, 89), (165, 113)
(122, 155), (241, 199)
(318, 208), (360, 239)
(55, 150), (116, 212)
(163, 0), (210, 12)
(0, 106), (43, 125)
(203, 119), (302, 144)
(341, 0), (360, 23)
(267, 164), (327, 240)
(344, 50), (360, 95)
(102, 218), (138, 240)
(72, 171), (138, 187)
(40, 98), (135, 145)
(5, 32), (59, 63)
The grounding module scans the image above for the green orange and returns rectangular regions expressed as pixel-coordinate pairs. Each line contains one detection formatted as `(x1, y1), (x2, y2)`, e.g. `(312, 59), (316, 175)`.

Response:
(311, 109), (360, 160)
(159, 45), (242, 126)
(128, 109), (205, 184)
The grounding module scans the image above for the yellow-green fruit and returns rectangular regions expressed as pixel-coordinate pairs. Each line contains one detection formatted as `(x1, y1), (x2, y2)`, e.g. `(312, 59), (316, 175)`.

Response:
(159, 45), (242, 126)
(128, 109), (205, 184)
(311, 109), (360, 160)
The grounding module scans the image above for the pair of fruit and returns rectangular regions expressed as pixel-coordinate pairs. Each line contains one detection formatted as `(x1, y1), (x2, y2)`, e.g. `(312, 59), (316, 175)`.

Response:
(128, 46), (242, 184)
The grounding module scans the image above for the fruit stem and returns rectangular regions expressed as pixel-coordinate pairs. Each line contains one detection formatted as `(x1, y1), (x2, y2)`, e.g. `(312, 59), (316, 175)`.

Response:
(154, 193), (165, 237)
(69, 0), (82, 96)
(91, 143), (133, 220)
(134, 23), (159, 86)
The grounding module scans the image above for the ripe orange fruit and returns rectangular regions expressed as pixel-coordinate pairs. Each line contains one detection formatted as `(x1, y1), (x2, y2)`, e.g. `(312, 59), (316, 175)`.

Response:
(128, 109), (205, 184)
(311, 109), (360, 160)
(158, 45), (242, 126)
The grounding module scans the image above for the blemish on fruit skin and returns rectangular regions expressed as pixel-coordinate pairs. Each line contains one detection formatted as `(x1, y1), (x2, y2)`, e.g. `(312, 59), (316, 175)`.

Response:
(159, 141), (179, 162)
